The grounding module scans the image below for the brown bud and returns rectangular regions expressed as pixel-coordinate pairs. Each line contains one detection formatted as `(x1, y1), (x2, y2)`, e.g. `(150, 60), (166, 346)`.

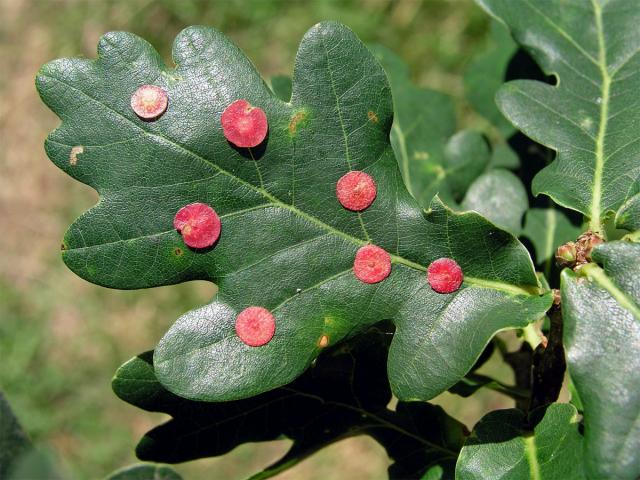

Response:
(584, 235), (603, 261)
(556, 242), (577, 268)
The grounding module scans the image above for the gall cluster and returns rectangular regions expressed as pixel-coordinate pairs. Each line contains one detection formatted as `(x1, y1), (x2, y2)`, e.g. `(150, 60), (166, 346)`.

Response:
(130, 86), (463, 348)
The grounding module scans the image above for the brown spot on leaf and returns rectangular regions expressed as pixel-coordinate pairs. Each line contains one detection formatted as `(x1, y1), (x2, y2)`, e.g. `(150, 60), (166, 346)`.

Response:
(288, 110), (307, 136)
(367, 111), (378, 123)
(69, 146), (83, 165)
(318, 335), (329, 348)
(173, 247), (183, 256)
(60, 242), (66, 251)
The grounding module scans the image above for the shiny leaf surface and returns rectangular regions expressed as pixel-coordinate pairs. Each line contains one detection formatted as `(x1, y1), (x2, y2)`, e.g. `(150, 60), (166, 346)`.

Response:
(480, 0), (640, 235)
(562, 241), (640, 480)
(462, 169), (528, 234)
(456, 403), (585, 480)
(38, 22), (548, 403)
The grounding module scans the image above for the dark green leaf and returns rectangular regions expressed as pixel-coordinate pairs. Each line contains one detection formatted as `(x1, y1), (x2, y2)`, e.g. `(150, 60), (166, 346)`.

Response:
(464, 20), (517, 137)
(0, 392), (32, 479)
(269, 75), (292, 103)
(38, 22), (548, 403)
(615, 192), (640, 232)
(456, 403), (585, 480)
(562, 240), (640, 480)
(462, 169), (528, 234)
(480, 0), (640, 235)
(374, 403), (465, 480)
(105, 464), (182, 480)
(113, 331), (465, 480)
(522, 208), (582, 265)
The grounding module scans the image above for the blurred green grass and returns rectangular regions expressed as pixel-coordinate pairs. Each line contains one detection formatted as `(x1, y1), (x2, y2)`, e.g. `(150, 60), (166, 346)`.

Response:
(0, 1), (514, 478)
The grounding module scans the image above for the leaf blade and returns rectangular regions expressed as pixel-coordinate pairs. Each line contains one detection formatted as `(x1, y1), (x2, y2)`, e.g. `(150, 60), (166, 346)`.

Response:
(561, 241), (640, 480)
(480, 0), (640, 234)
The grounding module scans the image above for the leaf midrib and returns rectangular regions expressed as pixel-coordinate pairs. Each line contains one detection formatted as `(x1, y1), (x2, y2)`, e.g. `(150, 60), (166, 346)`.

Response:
(521, 0), (610, 234)
(45, 73), (538, 296)
(579, 263), (640, 319)
(523, 434), (542, 480)
(589, 0), (610, 235)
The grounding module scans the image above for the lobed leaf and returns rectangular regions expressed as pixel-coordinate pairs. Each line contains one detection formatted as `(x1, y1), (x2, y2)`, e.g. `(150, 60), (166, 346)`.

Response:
(38, 22), (549, 402)
(562, 241), (640, 480)
(456, 403), (585, 480)
(479, 0), (640, 235)
(112, 331), (466, 479)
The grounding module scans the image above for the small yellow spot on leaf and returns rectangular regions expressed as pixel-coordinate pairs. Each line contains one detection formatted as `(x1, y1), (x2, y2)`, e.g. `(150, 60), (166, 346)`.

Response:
(288, 110), (308, 136)
(69, 146), (84, 165)
(413, 151), (429, 160)
(318, 335), (329, 348)
(367, 111), (378, 123)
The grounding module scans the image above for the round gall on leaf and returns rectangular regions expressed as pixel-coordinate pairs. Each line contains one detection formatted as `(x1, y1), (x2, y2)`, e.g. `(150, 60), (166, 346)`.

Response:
(235, 306), (276, 347)
(131, 85), (168, 120)
(353, 245), (391, 284)
(336, 171), (377, 211)
(427, 258), (463, 294)
(173, 202), (221, 249)
(221, 99), (268, 148)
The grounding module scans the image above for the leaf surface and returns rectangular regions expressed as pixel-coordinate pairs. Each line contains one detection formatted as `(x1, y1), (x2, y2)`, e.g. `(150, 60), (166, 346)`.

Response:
(462, 169), (528, 235)
(615, 192), (640, 232)
(269, 75), (292, 103)
(456, 403), (585, 480)
(480, 0), (640, 234)
(562, 241), (640, 480)
(38, 22), (549, 402)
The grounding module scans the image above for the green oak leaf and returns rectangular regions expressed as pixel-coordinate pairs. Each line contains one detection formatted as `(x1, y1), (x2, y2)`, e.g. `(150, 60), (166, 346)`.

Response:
(464, 20), (517, 138)
(562, 241), (640, 480)
(615, 192), (640, 232)
(456, 403), (585, 480)
(479, 0), (640, 235)
(112, 330), (465, 480)
(105, 464), (182, 480)
(461, 169), (528, 235)
(487, 143), (519, 170)
(38, 22), (550, 402)
(269, 75), (292, 103)
(522, 208), (582, 265)
(0, 392), (32, 479)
